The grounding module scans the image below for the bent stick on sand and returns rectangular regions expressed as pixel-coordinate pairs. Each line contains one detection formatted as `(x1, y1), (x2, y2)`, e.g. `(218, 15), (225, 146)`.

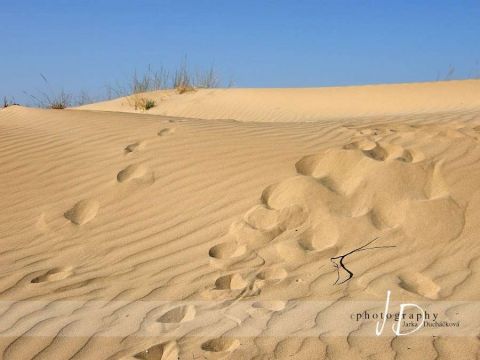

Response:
(330, 237), (396, 285)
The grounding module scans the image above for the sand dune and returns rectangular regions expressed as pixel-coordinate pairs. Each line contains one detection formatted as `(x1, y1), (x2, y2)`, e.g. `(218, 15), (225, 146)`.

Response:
(79, 79), (480, 122)
(1, 80), (480, 359)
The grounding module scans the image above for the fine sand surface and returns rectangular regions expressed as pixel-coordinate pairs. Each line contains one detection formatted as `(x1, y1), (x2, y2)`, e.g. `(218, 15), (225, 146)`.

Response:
(80, 79), (480, 122)
(1, 80), (480, 359)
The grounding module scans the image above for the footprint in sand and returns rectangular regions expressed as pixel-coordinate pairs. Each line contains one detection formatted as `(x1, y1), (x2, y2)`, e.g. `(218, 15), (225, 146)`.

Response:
(117, 163), (154, 184)
(244, 204), (308, 234)
(201, 338), (240, 353)
(249, 300), (287, 318)
(124, 140), (147, 154)
(362, 143), (389, 161)
(156, 305), (196, 323)
(158, 128), (175, 136)
(256, 267), (288, 283)
(252, 300), (287, 312)
(343, 140), (423, 163)
(134, 341), (178, 360)
(347, 125), (403, 139)
(208, 129), (464, 290)
(31, 267), (73, 283)
(64, 199), (99, 225)
(398, 272), (441, 299)
(209, 242), (247, 260)
(214, 273), (248, 290)
(297, 226), (339, 253)
(343, 139), (377, 151)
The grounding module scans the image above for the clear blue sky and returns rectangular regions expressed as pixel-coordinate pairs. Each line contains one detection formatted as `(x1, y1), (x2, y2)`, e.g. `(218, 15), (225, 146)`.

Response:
(1, 0), (480, 103)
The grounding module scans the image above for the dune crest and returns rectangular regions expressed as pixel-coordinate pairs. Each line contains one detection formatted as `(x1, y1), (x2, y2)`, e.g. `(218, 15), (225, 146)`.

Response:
(78, 79), (480, 122)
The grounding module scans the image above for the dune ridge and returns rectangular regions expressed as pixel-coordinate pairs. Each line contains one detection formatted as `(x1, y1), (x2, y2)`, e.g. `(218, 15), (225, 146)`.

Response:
(78, 79), (480, 122)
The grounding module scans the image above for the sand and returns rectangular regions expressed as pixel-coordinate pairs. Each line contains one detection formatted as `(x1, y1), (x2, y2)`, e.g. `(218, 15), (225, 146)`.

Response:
(1, 80), (480, 359)
(80, 79), (480, 122)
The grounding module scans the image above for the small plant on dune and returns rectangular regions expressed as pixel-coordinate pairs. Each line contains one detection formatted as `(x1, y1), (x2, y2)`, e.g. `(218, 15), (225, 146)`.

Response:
(173, 59), (195, 94)
(131, 65), (169, 94)
(144, 98), (156, 110)
(48, 90), (71, 109)
(106, 60), (224, 101)
(173, 65), (220, 93)
(14, 60), (227, 110)
(195, 65), (219, 88)
(2, 96), (18, 108)
(24, 75), (72, 109)
(75, 90), (95, 106)
(132, 96), (156, 111)
(106, 65), (170, 99)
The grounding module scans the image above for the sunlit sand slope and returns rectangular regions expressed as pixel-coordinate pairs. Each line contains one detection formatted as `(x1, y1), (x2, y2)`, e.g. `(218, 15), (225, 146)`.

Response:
(79, 80), (480, 122)
(1, 84), (480, 359)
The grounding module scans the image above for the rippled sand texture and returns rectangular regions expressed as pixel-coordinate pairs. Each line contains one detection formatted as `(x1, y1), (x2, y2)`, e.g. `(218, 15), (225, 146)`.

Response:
(1, 80), (480, 359)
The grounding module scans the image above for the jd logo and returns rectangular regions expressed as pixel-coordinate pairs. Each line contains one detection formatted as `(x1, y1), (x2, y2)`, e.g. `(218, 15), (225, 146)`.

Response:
(376, 290), (425, 336)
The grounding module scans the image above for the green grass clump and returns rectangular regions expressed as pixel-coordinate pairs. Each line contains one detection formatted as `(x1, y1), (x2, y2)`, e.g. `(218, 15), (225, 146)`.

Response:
(144, 99), (156, 110)
(133, 96), (156, 111)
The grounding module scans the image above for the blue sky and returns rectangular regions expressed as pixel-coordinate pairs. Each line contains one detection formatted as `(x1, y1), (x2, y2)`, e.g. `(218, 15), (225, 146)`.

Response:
(1, 0), (480, 103)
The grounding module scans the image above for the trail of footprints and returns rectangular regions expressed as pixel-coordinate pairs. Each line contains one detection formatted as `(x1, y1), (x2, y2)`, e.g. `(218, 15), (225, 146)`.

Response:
(63, 126), (176, 225)
(31, 127), (176, 287)
(38, 120), (243, 358)
(32, 121), (480, 358)
(48, 125), (185, 358)
(198, 122), (479, 356)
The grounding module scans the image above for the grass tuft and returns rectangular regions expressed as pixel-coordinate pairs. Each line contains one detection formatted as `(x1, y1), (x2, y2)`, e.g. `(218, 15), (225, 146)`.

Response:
(17, 59), (228, 109)
(2, 96), (18, 108)
(24, 75), (72, 109)
(196, 65), (219, 88)
(132, 96), (156, 111)
(173, 60), (195, 94)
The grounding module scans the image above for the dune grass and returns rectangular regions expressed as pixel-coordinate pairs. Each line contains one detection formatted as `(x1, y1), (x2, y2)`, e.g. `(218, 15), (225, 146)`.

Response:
(132, 96), (156, 111)
(12, 60), (226, 109)
(24, 75), (72, 109)
(2, 96), (18, 108)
